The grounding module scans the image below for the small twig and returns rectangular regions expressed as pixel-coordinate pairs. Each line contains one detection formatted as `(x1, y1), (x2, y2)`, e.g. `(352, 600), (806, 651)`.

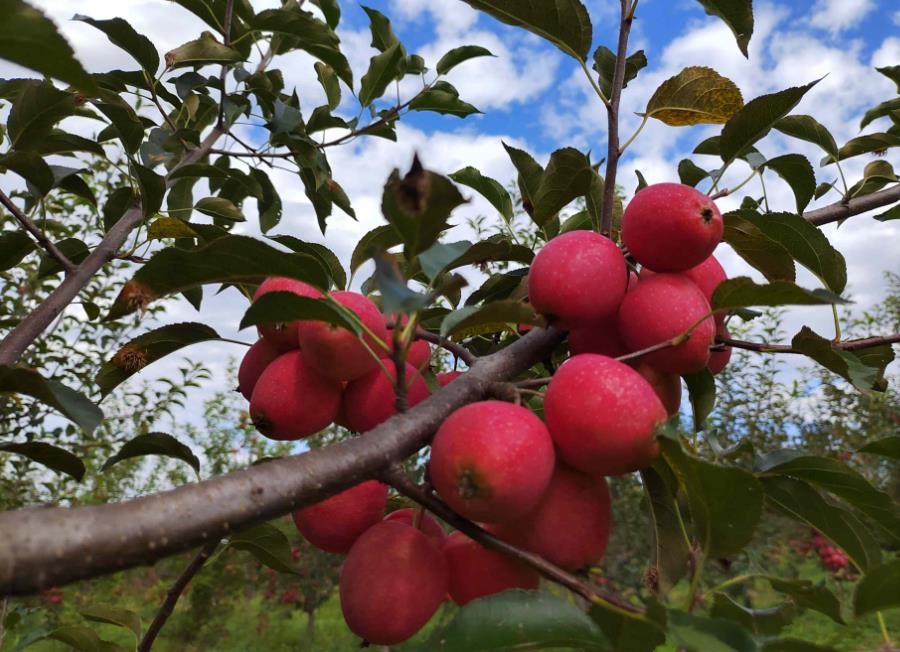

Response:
(217, 0), (236, 129)
(385, 322), (477, 366)
(515, 377), (552, 389)
(0, 189), (75, 274)
(138, 540), (219, 651)
(615, 337), (683, 363)
(380, 464), (643, 616)
(718, 333), (900, 354)
(391, 327), (409, 414)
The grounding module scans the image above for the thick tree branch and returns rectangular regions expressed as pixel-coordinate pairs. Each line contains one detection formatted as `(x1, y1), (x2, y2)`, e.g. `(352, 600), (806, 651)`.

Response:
(599, 0), (635, 236)
(381, 464), (642, 615)
(138, 540), (218, 652)
(718, 333), (900, 354)
(0, 189), (75, 274)
(804, 183), (900, 226)
(0, 327), (564, 596)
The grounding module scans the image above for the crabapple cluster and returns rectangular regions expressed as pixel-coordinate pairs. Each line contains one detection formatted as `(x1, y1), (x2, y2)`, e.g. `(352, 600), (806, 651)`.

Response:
(808, 530), (851, 575)
(237, 183), (734, 645)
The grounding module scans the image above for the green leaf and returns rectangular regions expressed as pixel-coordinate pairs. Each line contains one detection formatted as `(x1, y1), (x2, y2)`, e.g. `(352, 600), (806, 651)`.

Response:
(0, 0), (97, 92)
(310, 0), (340, 29)
(96, 322), (220, 396)
(678, 159), (709, 187)
(73, 15), (159, 74)
(761, 476), (881, 572)
(350, 224), (402, 274)
(722, 212), (796, 282)
(240, 291), (359, 334)
(0, 366), (103, 433)
(441, 300), (542, 339)
(459, 0), (592, 62)
(592, 46), (647, 99)
(720, 79), (821, 166)
(32, 624), (125, 652)
(32, 130), (106, 157)
(147, 217), (196, 240)
(502, 142), (544, 217)
(821, 132), (900, 165)
(450, 167), (514, 222)
(359, 41), (404, 107)
(419, 241), (473, 281)
(0, 150), (54, 195)
(762, 640), (839, 652)
(361, 5), (400, 51)
(764, 577), (844, 624)
(854, 559), (900, 616)
(102, 432), (200, 474)
(427, 239), (534, 280)
(107, 235), (328, 320)
(133, 163), (165, 217)
(195, 196), (244, 222)
(7, 80), (79, 150)
(694, 0), (754, 57)
(645, 66), (743, 126)
(859, 97), (900, 130)
(684, 369), (716, 432)
(164, 31), (243, 68)
(668, 610), (758, 652)
(763, 155), (816, 214)
(436, 45), (495, 75)
(589, 603), (666, 652)
(660, 439), (763, 558)
(417, 590), (610, 651)
(249, 168), (283, 233)
(229, 523), (298, 574)
(790, 327), (892, 392)
(876, 65), (900, 93)
(409, 89), (480, 117)
(0, 230), (35, 271)
(642, 464), (690, 597)
(37, 237), (89, 278)
(532, 147), (594, 225)
(635, 169), (648, 192)
(268, 235), (346, 290)
(773, 115), (838, 159)
(711, 593), (796, 636)
(314, 62), (341, 110)
(858, 437), (900, 461)
(710, 277), (848, 311)
(848, 160), (897, 198)
(0, 442), (85, 480)
(743, 211), (846, 292)
(92, 94), (144, 153)
(80, 605), (142, 641)
(381, 158), (466, 256)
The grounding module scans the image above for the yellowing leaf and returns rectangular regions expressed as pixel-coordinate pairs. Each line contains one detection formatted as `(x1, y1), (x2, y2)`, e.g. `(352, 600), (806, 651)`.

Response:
(645, 66), (743, 126)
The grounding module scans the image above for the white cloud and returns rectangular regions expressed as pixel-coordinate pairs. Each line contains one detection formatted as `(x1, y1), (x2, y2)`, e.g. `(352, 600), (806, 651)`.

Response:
(809, 0), (876, 36)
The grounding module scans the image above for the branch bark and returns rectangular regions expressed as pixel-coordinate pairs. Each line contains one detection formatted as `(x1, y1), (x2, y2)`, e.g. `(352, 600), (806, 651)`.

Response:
(138, 540), (218, 652)
(0, 327), (564, 596)
(0, 189), (75, 274)
(718, 333), (900, 354)
(599, 0), (635, 236)
(804, 183), (900, 226)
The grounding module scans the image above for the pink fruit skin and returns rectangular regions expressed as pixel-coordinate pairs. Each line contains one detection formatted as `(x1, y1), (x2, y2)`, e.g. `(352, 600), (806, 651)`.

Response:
(430, 400), (555, 523)
(492, 464), (611, 572)
(635, 362), (682, 417)
(568, 313), (630, 358)
(708, 323), (732, 375)
(618, 273), (716, 374)
(340, 362), (430, 432)
(545, 354), (666, 475)
(528, 231), (628, 330)
(340, 521), (448, 645)
(442, 531), (539, 606)
(297, 291), (390, 381)
(249, 351), (342, 440)
(253, 277), (322, 351)
(292, 480), (388, 554)
(622, 183), (723, 272)
(238, 339), (281, 401)
(384, 508), (445, 542)
(644, 254), (727, 324)
(437, 370), (463, 386)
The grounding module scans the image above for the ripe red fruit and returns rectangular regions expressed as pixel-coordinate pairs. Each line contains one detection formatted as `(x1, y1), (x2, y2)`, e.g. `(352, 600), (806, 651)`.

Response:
(384, 508), (445, 542)
(292, 480), (388, 554)
(340, 521), (448, 645)
(635, 362), (682, 417)
(340, 362), (430, 432)
(622, 183), (723, 272)
(492, 463), (611, 572)
(430, 400), (555, 523)
(618, 273), (716, 374)
(249, 351), (341, 440)
(437, 370), (463, 386)
(528, 231), (628, 329)
(237, 339), (281, 401)
(253, 277), (322, 351)
(544, 354), (666, 475)
(297, 291), (389, 381)
(442, 531), (539, 605)
(708, 323), (732, 375)
(568, 313), (629, 358)
(389, 334), (431, 370)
